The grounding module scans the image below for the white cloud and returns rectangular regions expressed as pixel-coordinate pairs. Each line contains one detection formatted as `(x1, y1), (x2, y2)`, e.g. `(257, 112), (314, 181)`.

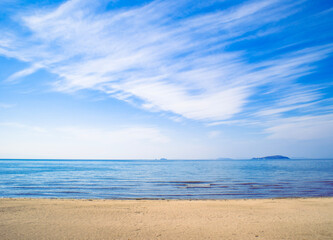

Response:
(57, 126), (169, 143)
(256, 102), (314, 117)
(0, 103), (15, 109)
(6, 63), (43, 82)
(0, 122), (47, 133)
(0, 0), (332, 123)
(265, 114), (333, 140)
(0, 121), (168, 143)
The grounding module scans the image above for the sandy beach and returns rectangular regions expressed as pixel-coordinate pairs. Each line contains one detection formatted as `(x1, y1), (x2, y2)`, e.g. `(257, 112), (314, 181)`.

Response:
(0, 197), (332, 240)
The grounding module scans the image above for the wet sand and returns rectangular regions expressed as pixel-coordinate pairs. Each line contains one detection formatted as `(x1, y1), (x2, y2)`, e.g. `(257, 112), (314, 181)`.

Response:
(0, 197), (332, 239)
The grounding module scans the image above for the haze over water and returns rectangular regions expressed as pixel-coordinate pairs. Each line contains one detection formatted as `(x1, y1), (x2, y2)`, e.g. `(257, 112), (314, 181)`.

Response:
(1, 159), (332, 199)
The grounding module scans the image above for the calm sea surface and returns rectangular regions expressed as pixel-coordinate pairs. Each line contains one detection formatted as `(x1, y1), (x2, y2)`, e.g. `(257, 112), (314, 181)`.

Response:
(0, 159), (332, 199)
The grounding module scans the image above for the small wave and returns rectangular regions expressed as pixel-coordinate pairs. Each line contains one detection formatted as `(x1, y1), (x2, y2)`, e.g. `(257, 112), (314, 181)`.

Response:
(186, 184), (211, 188)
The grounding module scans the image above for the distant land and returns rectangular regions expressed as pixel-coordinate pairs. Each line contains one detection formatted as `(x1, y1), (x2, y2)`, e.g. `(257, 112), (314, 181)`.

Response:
(252, 155), (290, 160)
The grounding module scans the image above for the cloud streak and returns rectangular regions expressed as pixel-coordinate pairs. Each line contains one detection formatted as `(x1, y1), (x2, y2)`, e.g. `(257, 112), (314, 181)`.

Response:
(0, 103), (15, 109)
(0, 0), (332, 132)
(265, 114), (333, 140)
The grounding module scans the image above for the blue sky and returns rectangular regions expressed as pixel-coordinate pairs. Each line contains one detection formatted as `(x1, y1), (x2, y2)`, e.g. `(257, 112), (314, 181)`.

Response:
(0, 0), (332, 159)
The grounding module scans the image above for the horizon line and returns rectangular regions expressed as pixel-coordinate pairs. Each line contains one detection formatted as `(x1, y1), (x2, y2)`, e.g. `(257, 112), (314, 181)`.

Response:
(1, 158), (332, 161)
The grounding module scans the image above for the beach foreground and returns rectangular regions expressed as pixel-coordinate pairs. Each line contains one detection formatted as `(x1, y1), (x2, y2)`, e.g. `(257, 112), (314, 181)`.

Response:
(0, 198), (332, 240)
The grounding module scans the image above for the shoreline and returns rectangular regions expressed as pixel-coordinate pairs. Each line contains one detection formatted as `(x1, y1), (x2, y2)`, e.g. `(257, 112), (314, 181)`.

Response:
(1, 196), (332, 200)
(1, 197), (332, 239)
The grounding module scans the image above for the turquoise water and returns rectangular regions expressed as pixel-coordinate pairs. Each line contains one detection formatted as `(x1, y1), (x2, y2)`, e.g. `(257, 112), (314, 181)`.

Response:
(0, 159), (332, 199)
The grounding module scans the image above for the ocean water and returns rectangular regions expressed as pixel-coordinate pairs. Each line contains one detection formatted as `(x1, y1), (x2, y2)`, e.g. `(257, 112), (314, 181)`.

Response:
(0, 159), (332, 199)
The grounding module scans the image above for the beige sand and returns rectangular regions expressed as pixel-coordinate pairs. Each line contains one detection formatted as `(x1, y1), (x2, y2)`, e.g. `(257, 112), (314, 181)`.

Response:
(0, 197), (332, 240)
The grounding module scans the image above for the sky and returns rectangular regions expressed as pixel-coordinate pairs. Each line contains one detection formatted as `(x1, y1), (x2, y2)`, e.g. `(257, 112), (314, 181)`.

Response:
(0, 0), (332, 159)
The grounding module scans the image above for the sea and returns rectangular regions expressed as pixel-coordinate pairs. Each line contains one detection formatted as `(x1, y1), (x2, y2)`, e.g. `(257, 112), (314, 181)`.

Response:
(0, 159), (332, 199)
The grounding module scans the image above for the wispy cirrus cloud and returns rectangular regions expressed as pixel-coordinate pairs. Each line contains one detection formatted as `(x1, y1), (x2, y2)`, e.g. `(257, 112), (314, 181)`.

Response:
(0, 120), (169, 143)
(0, 121), (46, 133)
(57, 126), (169, 143)
(265, 114), (333, 140)
(0, 103), (15, 109)
(0, 0), (332, 130)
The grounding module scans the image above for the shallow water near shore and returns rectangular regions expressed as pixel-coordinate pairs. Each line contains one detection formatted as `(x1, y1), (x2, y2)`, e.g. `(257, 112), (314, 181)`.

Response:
(0, 159), (332, 199)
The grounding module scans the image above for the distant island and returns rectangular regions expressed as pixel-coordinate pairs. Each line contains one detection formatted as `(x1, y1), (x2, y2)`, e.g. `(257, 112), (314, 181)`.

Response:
(159, 158), (168, 161)
(252, 155), (290, 160)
